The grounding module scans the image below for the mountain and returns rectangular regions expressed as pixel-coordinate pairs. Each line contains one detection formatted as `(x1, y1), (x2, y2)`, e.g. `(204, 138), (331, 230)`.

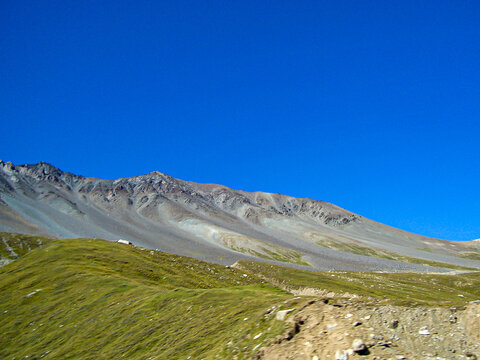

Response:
(0, 160), (478, 271)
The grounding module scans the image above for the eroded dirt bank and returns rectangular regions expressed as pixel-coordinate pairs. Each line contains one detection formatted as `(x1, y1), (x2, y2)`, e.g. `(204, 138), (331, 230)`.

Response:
(254, 300), (480, 360)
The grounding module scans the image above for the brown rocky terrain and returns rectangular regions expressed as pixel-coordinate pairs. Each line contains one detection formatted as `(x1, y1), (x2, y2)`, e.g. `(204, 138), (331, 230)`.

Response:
(255, 299), (480, 360)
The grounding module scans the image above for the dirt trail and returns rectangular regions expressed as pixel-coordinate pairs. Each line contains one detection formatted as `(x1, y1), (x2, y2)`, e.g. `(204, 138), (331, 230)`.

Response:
(254, 300), (480, 360)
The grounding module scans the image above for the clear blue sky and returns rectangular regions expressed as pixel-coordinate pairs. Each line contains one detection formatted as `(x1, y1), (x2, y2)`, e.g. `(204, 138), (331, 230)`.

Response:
(1, 1), (479, 240)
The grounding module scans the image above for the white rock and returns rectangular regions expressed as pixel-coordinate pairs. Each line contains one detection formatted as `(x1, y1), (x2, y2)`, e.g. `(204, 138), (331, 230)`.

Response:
(253, 333), (262, 340)
(252, 343), (261, 351)
(276, 308), (295, 321)
(419, 329), (431, 335)
(345, 313), (353, 319)
(312, 356), (319, 360)
(25, 289), (42, 298)
(335, 350), (348, 360)
(352, 338), (366, 353)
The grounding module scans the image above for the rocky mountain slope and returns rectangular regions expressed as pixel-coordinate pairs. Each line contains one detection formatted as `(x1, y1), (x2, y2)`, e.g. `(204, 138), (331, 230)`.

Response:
(0, 160), (478, 271)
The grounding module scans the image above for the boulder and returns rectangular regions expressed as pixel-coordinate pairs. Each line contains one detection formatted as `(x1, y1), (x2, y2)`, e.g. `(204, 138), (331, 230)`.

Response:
(335, 350), (348, 360)
(352, 338), (367, 353)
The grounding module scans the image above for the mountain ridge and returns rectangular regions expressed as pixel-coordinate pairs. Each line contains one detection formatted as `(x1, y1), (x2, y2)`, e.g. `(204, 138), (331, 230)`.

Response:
(0, 160), (478, 271)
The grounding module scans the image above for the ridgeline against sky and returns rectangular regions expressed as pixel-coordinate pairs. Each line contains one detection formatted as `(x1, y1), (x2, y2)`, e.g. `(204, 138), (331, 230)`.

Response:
(0, 1), (479, 240)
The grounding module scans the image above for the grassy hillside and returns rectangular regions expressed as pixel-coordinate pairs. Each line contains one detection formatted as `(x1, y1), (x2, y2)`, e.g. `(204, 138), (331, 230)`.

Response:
(0, 235), (293, 360)
(1, 232), (479, 359)
(236, 260), (480, 307)
(0, 231), (51, 262)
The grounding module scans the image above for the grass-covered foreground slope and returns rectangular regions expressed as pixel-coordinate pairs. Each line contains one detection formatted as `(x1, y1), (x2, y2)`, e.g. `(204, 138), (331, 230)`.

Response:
(0, 236), (293, 360)
(236, 260), (480, 307)
(1, 232), (479, 359)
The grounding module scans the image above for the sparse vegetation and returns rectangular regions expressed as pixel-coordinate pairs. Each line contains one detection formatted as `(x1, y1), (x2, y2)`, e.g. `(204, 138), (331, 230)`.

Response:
(311, 234), (476, 271)
(260, 246), (310, 266)
(0, 231), (51, 260)
(416, 247), (433, 253)
(220, 233), (310, 266)
(459, 251), (480, 261)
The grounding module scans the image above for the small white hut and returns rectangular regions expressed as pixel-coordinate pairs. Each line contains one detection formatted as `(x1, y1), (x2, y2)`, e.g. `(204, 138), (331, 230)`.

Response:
(117, 239), (132, 245)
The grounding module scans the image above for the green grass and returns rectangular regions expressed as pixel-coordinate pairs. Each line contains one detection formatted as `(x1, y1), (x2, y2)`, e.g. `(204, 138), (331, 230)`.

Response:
(229, 244), (310, 266)
(416, 247), (434, 253)
(459, 251), (480, 261)
(236, 260), (480, 307)
(260, 246), (310, 266)
(1, 232), (479, 359)
(219, 233), (310, 266)
(0, 236), (292, 360)
(0, 231), (51, 260)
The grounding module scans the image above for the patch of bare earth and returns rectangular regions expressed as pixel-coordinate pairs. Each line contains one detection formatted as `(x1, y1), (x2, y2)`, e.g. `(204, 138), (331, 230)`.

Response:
(254, 300), (480, 360)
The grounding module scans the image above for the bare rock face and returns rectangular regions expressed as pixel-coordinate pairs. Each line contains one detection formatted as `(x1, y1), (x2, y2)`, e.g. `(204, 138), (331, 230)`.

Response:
(0, 160), (479, 271)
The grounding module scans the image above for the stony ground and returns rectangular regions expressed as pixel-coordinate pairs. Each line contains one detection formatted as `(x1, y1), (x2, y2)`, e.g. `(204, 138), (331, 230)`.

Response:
(254, 299), (480, 360)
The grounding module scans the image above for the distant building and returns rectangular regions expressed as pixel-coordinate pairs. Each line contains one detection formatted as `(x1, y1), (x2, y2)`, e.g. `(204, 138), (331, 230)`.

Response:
(117, 239), (132, 245)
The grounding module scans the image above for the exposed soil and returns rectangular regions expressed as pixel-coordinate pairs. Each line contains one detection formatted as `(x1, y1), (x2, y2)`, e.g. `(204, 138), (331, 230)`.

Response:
(254, 300), (480, 360)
